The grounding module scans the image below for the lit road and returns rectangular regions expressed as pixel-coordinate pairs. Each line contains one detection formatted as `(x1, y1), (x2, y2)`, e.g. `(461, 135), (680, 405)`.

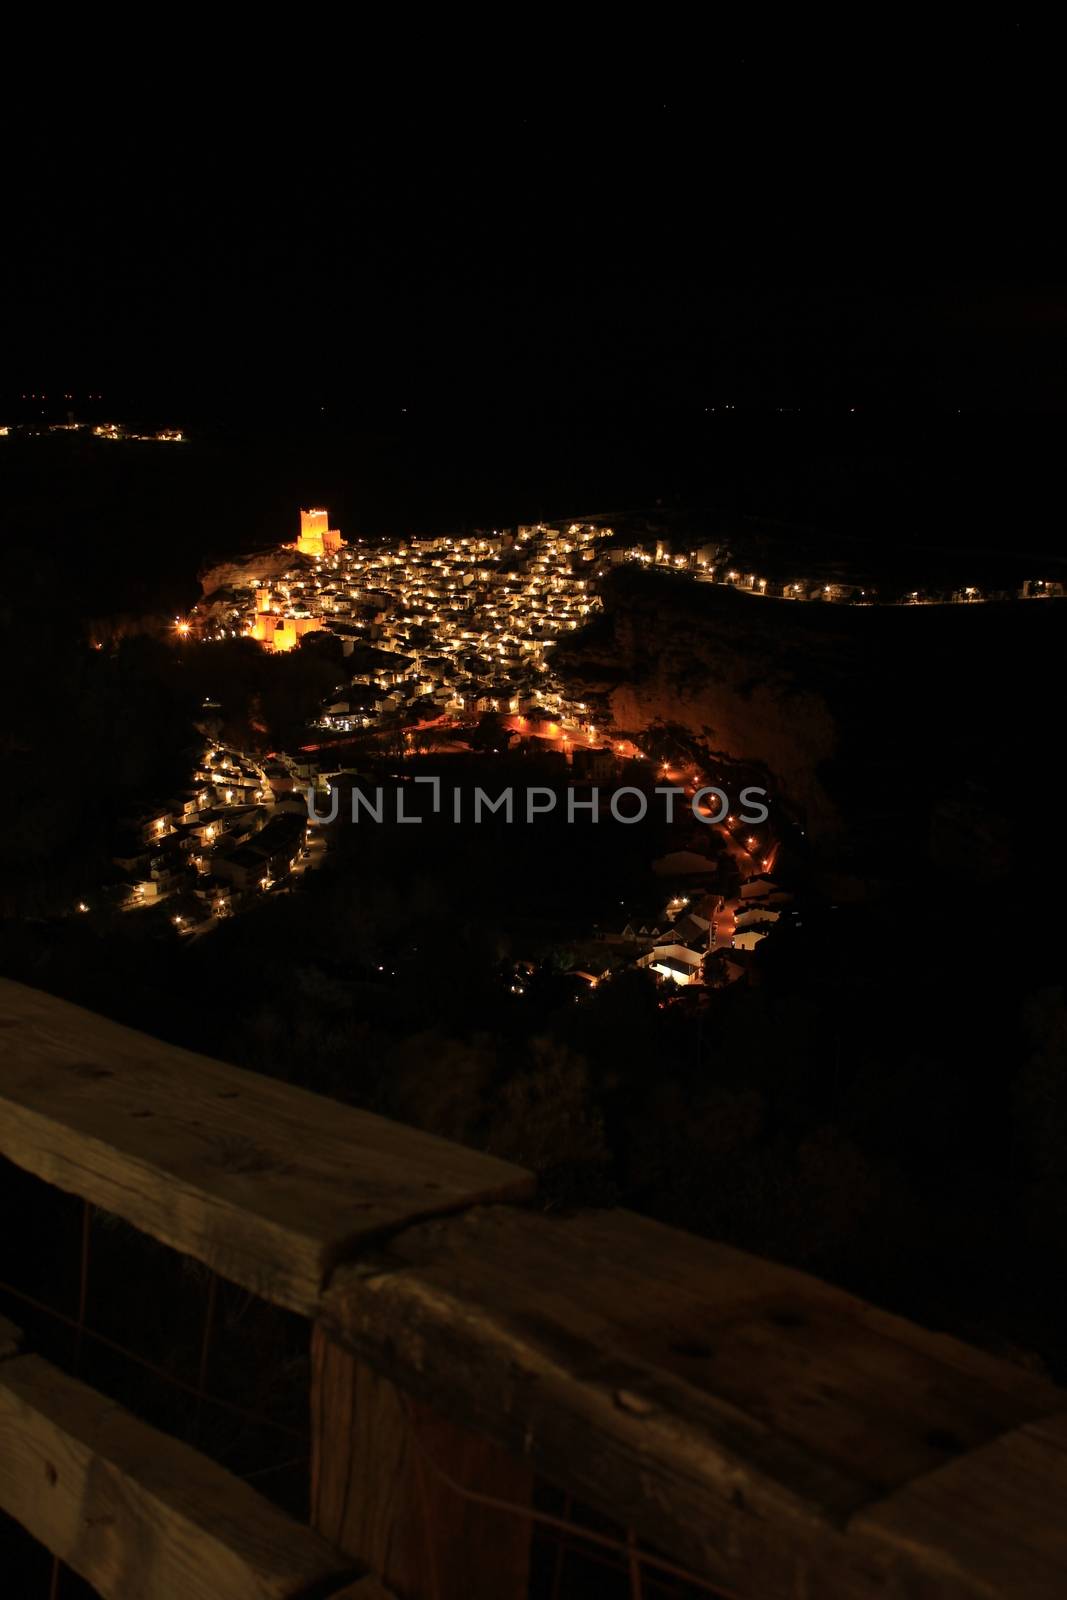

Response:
(712, 899), (737, 950)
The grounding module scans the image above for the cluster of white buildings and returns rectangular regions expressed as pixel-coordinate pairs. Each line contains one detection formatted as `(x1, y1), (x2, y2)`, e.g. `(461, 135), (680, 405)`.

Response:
(199, 511), (617, 735)
(0, 420), (184, 441)
(195, 514), (1065, 742)
(100, 744), (313, 931)
(639, 541), (1064, 606)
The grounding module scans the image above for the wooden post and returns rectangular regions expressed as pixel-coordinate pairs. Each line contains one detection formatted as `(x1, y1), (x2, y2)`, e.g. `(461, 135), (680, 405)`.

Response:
(0, 1353), (354, 1600)
(310, 1324), (532, 1600)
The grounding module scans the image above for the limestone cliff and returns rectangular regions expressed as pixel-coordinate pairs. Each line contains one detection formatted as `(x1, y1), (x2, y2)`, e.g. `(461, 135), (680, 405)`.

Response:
(555, 567), (1064, 863)
(199, 548), (313, 599)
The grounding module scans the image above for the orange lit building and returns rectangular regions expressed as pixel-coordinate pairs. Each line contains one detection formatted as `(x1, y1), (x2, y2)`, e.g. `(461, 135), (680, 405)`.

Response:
(250, 609), (324, 652)
(296, 507), (345, 559)
(249, 583), (325, 651)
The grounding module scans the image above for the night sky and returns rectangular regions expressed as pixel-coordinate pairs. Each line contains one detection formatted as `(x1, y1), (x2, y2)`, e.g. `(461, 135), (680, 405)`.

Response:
(3, 50), (1065, 422)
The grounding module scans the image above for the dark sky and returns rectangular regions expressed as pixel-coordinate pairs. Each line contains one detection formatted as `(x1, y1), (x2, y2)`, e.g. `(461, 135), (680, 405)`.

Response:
(3, 61), (1064, 419)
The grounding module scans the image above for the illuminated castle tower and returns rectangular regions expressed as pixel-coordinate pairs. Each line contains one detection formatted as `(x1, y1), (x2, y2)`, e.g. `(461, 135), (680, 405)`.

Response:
(296, 507), (344, 558)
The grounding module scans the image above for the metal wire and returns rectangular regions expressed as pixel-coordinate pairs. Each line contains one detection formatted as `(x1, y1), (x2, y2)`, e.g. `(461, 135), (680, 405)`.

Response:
(0, 1276), (306, 1443)
(628, 1526), (645, 1600)
(548, 1492), (574, 1600)
(535, 1527), (696, 1596)
(47, 1199), (95, 1599)
(192, 1271), (218, 1441)
(239, 1454), (309, 1484)
(400, 1393), (739, 1600)
(409, 1404), (444, 1600)
(74, 1200), (92, 1372)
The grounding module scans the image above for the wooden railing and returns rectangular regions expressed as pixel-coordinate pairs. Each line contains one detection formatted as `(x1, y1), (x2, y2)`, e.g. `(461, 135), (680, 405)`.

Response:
(2, 975), (1067, 1599)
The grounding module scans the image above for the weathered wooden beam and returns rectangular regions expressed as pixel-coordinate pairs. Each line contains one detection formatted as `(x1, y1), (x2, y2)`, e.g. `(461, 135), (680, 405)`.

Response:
(0, 1352), (355, 1600)
(319, 1204), (1067, 1600)
(310, 1325), (531, 1600)
(9, 978), (1067, 1596)
(0, 979), (534, 1315)
(852, 1409), (1067, 1599)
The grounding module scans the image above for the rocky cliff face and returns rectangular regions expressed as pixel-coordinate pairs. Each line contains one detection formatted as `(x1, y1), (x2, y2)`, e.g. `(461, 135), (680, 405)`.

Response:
(556, 567), (1064, 866)
(199, 548), (312, 599)
(606, 602), (842, 835)
(556, 572), (863, 840)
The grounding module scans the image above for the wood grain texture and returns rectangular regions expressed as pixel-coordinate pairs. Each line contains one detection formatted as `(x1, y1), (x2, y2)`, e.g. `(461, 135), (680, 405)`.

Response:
(0, 1352), (354, 1600)
(852, 1408), (1067, 1600)
(0, 979), (534, 1314)
(9, 978), (1067, 1597)
(319, 1204), (1067, 1599)
(310, 1326), (531, 1600)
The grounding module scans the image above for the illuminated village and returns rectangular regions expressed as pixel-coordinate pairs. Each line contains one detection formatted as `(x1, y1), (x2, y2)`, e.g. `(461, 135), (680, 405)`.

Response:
(200, 507), (605, 702)
(98, 743), (320, 936)
(95, 496), (1062, 960)
(0, 416), (184, 441)
(83, 507), (792, 981)
(193, 506), (1064, 689)
(92, 503), (1060, 975)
